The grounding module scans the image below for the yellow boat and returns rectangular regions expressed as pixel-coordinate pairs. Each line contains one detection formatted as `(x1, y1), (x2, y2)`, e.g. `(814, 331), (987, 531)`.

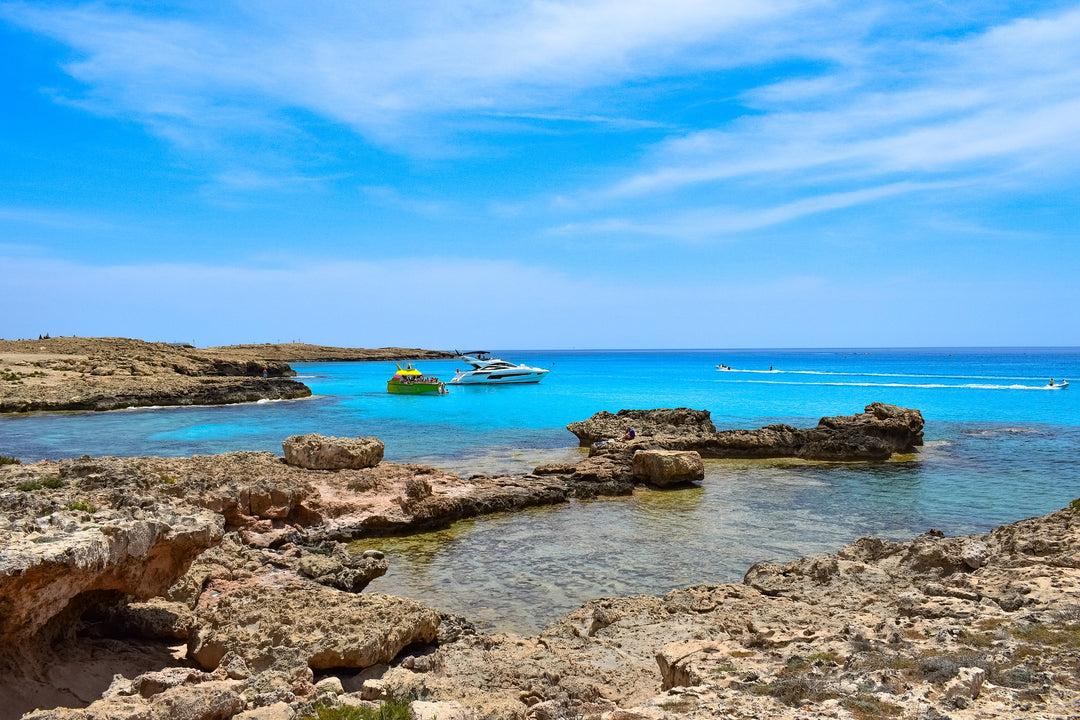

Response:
(386, 364), (447, 394)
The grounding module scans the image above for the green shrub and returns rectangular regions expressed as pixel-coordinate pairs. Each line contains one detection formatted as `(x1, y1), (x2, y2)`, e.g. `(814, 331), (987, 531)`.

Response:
(0, 455), (21, 465)
(751, 676), (835, 706)
(303, 697), (413, 720)
(67, 500), (97, 513)
(42, 476), (64, 489)
(658, 697), (696, 712)
(16, 481), (42, 491)
(842, 694), (902, 719)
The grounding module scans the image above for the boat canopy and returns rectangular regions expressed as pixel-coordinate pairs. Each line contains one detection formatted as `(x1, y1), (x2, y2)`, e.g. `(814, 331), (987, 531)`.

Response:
(393, 363), (423, 377)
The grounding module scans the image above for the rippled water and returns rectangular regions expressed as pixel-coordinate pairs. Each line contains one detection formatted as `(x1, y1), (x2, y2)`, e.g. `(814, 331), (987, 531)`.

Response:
(351, 422), (1080, 633)
(4, 348), (1079, 633)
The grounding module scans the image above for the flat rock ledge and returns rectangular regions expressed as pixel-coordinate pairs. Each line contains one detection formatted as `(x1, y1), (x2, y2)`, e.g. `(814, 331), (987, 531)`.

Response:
(0, 337), (312, 413)
(568, 402), (924, 461)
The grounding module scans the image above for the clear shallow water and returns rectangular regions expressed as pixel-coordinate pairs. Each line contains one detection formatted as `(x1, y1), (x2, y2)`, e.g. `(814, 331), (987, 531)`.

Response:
(3, 348), (1080, 632)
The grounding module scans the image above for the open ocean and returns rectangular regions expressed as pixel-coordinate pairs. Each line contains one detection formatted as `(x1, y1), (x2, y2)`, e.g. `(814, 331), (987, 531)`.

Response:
(4, 348), (1080, 632)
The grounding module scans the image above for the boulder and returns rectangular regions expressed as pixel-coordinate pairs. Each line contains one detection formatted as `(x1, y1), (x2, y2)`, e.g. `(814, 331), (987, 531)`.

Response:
(189, 581), (441, 673)
(631, 450), (704, 487)
(282, 434), (384, 470)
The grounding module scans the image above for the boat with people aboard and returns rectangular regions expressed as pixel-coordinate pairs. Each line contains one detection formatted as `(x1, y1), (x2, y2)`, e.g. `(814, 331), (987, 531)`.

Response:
(1048, 379), (1069, 389)
(450, 351), (550, 385)
(387, 364), (447, 394)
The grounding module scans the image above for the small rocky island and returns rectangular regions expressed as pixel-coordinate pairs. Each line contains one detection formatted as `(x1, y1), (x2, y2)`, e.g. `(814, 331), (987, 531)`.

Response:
(0, 337), (452, 413)
(1, 406), (1078, 719)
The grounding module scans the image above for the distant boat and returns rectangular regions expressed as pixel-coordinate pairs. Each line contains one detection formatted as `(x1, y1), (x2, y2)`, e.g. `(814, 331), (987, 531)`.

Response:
(1048, 380), (1069, 389)
(387, 364), (447, 394)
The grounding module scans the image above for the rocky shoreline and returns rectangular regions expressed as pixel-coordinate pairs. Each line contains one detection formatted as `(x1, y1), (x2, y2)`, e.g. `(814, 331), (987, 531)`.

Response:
(2, 408), (1078, 719)
(0, 337), (452, 414)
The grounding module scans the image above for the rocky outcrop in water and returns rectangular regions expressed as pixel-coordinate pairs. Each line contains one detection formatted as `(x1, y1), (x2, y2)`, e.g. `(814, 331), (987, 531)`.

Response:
(568, 402), (924, 461)
(6, 418), (1079, 720)
(631, 449), (705, 487)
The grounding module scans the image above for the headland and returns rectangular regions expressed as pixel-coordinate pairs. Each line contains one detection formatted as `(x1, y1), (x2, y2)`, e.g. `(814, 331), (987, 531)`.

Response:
(0, 337), (453, 413)
(2, 406), (1078, 720)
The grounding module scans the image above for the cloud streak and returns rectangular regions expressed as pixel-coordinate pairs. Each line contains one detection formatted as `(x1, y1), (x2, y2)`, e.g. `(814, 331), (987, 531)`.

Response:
(610, 5), (1080, 197)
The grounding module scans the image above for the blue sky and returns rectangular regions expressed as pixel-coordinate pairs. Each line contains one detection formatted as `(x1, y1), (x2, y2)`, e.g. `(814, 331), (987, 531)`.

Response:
(1, 0), (1078, 349)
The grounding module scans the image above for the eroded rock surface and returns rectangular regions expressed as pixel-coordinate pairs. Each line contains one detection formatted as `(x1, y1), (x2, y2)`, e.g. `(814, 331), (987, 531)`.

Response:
(0, 337), (312, 413)
(5, 422), (1079, 720)
(631, 449), (705, 487)
(282, 435), (384, 470)
(569, 402), (924, 461)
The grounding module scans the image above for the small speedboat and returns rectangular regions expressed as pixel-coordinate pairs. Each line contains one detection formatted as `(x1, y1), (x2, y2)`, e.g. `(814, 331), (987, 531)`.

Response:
(387, 364), (447, 394)
(449, 351), (549, 385)
(1048, 380), (1069, 389)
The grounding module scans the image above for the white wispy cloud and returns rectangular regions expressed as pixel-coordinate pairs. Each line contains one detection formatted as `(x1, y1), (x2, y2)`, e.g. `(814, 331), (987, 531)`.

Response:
(5, 0), (1080, 241)
(1, 0), (807, 146)
(610, 5), (1080, 197)
(556, 181), (958, 239)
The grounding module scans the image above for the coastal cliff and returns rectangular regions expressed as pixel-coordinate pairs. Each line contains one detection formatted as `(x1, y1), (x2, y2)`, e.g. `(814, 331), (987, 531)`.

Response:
(2, 423), (1077, 719)
(0, 337), (453, 413)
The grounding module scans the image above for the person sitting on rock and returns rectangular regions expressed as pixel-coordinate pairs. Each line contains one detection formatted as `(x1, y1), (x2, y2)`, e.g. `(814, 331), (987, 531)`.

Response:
(622, 427), (636, 441)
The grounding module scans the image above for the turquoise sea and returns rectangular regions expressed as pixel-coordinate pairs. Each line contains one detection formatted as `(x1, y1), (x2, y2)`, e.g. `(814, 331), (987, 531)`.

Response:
(4, 348), (1080, 632)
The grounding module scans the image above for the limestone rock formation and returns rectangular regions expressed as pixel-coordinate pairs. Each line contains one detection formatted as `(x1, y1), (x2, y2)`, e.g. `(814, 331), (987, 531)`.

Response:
(568, 402), (923, 461)
(373, 502), (1080, 720)
(7, 423), (1080, 720)
(0, 336), (313, 413)
(282, 435), (384, 470)
(631, 450), (704, 487)
(189, 580), (440, 673)
(0, 504), (224, 645)
(566, 408), (716, 446)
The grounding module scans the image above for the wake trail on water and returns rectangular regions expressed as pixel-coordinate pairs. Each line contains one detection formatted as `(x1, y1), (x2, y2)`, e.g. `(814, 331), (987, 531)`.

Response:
(726, 380), (1065, 391)
(717, 368), (1054, 381)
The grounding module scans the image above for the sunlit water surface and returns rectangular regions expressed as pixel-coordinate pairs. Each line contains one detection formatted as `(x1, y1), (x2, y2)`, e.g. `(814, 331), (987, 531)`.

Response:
(3, 348), (1079, 632)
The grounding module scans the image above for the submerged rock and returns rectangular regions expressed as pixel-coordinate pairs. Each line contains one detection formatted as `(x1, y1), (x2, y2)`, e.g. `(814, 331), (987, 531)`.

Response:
(631, 449), (704, 487)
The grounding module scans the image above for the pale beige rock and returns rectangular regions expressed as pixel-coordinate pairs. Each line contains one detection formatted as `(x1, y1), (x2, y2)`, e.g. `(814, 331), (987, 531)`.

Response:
(282, 434), (384, 470)
(631, 450), (704, 486)
(655, 639), (720, 690)
(0, 508), (224, 643)
(234, 702), (295, 720)
(410, 700), (474, 720)
(943, 666), (986, 704)
(189, 581), (440, 673)
(313, 676), (344, 696)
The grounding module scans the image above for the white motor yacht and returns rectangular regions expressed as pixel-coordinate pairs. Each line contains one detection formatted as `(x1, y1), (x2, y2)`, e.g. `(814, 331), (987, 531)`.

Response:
(449, 351), (550, 385)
